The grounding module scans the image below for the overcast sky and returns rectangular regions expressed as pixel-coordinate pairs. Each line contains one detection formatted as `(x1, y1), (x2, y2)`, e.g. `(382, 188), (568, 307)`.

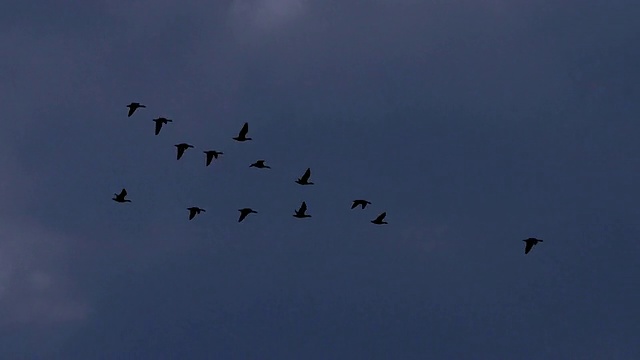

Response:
(1, 0), (639, 359)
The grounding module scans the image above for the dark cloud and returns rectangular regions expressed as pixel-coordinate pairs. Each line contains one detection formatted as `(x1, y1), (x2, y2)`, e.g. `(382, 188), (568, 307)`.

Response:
(1, 0), (639, 358)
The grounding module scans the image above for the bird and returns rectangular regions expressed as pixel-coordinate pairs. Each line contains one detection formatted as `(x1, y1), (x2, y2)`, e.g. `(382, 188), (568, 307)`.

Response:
(232, 122), (252, 141)
(371, 212), (388, 225)
(249, 160), (271, 169)
(175, 143), (194, 160)
(523, 238), (544, 254)
(238, 208), (258, 222)
(112, 188), (131, 203)
(126, 102), (146, 117)
(152, 117), (172, 135)
(295, 168), (314, 185)
(351, 199), (372, 209)
(203, 150), (224, 166)
(293, 201), (312, 218)
(187, 207), (206, 220)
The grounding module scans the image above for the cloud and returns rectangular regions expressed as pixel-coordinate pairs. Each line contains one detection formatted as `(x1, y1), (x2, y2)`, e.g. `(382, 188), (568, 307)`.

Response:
(0, 217), (90, 326)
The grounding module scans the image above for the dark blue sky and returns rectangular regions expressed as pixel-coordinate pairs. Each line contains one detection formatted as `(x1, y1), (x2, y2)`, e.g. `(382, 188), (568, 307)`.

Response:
(1, 0), (639, 359)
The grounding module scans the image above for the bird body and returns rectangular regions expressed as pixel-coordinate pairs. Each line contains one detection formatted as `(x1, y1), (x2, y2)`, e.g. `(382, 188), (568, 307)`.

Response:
(126, 102), (146, 117)
(112, 188), (131, 203)
(153, 117), (172, 135)
(523, 238), (544, 254)
(295, 168), (314, 185)
(187, 207), (206, 220)
(351, 199), (372, 209)
(175, 143), (194, 160)
(238, 208), (258, 222)
(293, 201), (312, 218)
(250, 160), (271, 169)
(371, 212), (388, 225)
(204, 150), (224, 166)
(233, 122), (252, 141)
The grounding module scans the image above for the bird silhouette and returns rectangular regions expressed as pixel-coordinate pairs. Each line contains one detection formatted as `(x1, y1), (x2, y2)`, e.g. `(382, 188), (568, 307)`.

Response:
(187, 207), (206, 220)
(232, 122), (252, 141)
(295, 168), (314, 185)
(126, 102), (146, 117)
(249, 160), (271, 169)
(203, 150), (224, 166)
(351, 199), (372, 209)
(371, 212), (388, 225)
(238, 208), (258, 222)
(293, 201), (312, 218)
(175, 143), (194, 160)
(153, 117), (172, 135)
(112, 188), (131, 203)
(523, 238), (544, 254)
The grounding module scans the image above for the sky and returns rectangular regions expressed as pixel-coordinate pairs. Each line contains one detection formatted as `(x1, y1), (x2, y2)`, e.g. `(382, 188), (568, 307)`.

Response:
(0, 0), (639, 358)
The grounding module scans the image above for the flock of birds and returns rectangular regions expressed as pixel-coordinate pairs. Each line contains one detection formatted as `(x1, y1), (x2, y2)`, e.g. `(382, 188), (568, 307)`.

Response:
(112, 102), (544, 255)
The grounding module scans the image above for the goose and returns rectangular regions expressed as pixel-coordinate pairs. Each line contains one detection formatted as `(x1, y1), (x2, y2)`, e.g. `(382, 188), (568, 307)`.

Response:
(295, 168), (314, 185)
(249, 160), (271, 169)
(126, 102), (146, 117)
(293, 201), (311, 218)
(238, 208), (258, 222)
(371, 212), (388, 225)
(153, 117), (172, 135)
(351, 199), (371, 209)
(175, 143), (194, 160)
(112, 188), (131, 203)
(232, 122), (252, 141)
(204, 150), (224, 166)
(187, 207), (206, 220)
(523, 238), (544, 254)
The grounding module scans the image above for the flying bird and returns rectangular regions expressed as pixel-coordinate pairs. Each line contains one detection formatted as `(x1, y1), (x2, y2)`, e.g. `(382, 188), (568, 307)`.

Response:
(295, 168), (314, 185)
(523, 238), (544, 254)
(293, 201), (312, 218)
(351, 199), (372, 209)
(126, 102), (146, 117)
(112, 188), (131, 203)
(175, 143), (194, 160)
(153, 117), (172, 135)
(371, 212), (388, 225)
(187, 207), (206, 220)
(238, 208), (258, 222)
(249, 160), (271, 169)
(203, 150), (224, 166)
(232, 122), (252, 141)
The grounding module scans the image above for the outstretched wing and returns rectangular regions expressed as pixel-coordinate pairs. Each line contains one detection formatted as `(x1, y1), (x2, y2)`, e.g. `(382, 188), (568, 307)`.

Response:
(239, 211), (248, 222)
(301, 168), (311, 181)
(127, 106), (135, 117)
(177, 147), (185, 160)
(375, 212), (386, 221)
(205, 152), (213, 166)
(189, 209), (196, 220)
(299, 201), (307, 212)
(351, 201), (358, 209)
(239, 122), (249, 137)
(154, 121), (162, 135)
(119, 188), (127, 197)
(524, 241), (534, 254)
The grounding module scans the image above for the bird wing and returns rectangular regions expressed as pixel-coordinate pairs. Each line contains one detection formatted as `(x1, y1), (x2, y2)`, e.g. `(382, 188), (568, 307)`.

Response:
(118, 189), (127, 197)
(189, 209), (196, 220)
(127, 107), (135, 117)
(301, 168), (311, 181)
(206, 153), (213, 166)
(239, 122), (249, 137)
(177, 147), (185, 159)
(375, 212), (386, 221)
(351, 201), (358, 209)
(239, 211), (248, 222)
(155, 121), (162, 135)
(300, 201), (307, 212)
(524, 241), (533, 254)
